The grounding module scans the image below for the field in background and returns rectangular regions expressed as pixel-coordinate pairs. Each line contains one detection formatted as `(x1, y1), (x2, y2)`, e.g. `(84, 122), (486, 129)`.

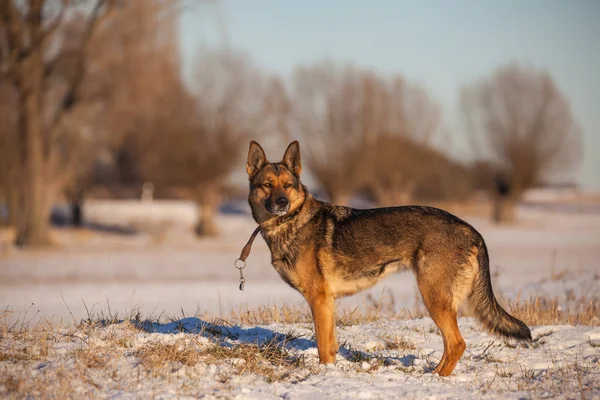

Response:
(1, 189), (599, 324)
(1, 190), (599, 398)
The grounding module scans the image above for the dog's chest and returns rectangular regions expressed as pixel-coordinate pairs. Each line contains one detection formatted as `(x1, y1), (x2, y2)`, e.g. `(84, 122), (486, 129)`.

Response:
(263, 230), (304, 291)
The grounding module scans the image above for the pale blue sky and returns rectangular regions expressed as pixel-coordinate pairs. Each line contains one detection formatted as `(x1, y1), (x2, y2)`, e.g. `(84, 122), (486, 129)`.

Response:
(179, 0), (600, 189)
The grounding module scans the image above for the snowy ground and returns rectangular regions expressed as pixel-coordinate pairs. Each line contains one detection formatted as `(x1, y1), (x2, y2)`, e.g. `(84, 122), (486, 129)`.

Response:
(1, 317), (599, 399)
(1, 194), (599, 398)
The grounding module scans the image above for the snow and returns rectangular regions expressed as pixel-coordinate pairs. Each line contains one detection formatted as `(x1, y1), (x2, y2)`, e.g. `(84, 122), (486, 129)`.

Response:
(1, 318), (598, 399)
(1, 195), (600, 398)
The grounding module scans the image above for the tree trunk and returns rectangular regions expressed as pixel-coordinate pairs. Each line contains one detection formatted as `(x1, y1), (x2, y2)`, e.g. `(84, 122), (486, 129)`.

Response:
(493, 196), (518, 224)
(14, 37), (52, 247)
(194, 185), (220, 237)
(14, 185), (52, 246)
(14, 167), (53, 246)
(71, 200), (83, 227)
(195, 201), (219, 237)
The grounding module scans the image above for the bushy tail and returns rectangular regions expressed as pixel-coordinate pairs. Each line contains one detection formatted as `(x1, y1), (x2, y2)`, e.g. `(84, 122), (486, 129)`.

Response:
(468, 240), (532, 342)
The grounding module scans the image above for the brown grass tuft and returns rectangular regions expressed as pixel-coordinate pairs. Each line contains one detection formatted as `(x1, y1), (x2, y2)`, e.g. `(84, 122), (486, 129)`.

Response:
(228, 304), (312, 325)
(383, 335), (417, 351)
(501, 295), (599, 327)
(134, 338), (201, 377)
(199, 335), (305, 382)
(225, 292), (599, 328)
(72, 347), (109, 369)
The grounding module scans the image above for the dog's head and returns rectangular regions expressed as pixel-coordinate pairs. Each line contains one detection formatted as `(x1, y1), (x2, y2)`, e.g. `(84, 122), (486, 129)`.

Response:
(246, 140), (306, 224)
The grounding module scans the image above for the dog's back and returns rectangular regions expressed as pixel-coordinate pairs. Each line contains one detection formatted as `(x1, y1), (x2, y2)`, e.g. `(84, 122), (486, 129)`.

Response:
(322, 203), (531, 338)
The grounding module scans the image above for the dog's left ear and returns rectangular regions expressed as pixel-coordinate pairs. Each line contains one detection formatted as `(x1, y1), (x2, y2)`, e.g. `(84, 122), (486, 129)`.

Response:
(282, 141), (302, 177)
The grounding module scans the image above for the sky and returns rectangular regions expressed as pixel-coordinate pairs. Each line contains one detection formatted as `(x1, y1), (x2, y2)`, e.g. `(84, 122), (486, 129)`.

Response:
(179, 0), (600, 189)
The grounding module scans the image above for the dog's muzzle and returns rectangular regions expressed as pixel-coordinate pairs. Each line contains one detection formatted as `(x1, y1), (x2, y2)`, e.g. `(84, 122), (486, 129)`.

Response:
(267, 196), (290, 216)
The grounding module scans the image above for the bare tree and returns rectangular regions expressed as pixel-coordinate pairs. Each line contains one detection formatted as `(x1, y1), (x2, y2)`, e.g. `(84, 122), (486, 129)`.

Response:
(462, 64), (581, 222)
(292, 62), (440, 205)
(190, 49), (269, 236)
(62, 0), (181, 224)
(0, 0), (115, 245)
(359, 135), (471, 206)
(292, 63), (373, 204)
(263, 76), (292, 141)
(359, 76), (441, 206)
(137, 48), (270, 237)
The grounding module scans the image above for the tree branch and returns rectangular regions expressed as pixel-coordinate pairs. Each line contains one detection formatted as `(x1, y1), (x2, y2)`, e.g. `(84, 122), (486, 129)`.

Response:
(0, 1), (25, 84)
(49, 0), (113, 134)
(40, 0), (69, 44)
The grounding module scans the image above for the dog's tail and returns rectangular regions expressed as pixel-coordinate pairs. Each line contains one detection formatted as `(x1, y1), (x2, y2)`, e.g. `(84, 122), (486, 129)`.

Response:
(468, 239), (532, 342)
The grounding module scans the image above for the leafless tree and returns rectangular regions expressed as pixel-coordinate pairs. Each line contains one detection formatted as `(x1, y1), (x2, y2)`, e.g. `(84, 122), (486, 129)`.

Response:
(462, 64), (582, 222)
(292, 63), (363, 204)
(358, 76), (441, 206)
(0, 0), (115, 245)
(136, 48), (270, 237)
(360, 135), (473, 206)
(292, 62), (440, 205)
(190, 49), (272, 236)
(263, 76), (293, 141)
(0, 0), (184, 232)
(65, 0), (181, 223)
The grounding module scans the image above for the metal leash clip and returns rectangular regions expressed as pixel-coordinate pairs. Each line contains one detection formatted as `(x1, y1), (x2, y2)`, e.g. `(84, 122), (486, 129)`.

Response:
(234, 226), (261, 292)
(235, 258), (246, 291)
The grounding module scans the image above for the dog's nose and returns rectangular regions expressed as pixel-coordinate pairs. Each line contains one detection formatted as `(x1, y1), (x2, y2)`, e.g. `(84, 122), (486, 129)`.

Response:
(275, 197), (289, 207)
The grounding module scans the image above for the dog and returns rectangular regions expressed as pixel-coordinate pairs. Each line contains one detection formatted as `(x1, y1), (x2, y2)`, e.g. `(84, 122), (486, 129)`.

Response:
(245, 140), (531, 376)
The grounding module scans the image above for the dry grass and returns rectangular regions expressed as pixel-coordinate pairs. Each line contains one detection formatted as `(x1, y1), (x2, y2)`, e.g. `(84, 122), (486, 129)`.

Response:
(225, 291), (599, 328)
(383, 334), (417, 351)
(485, 360), (596, 399)
(130, 332), (305, 382)
(72, 347), (110, 369)
(134, 338), (202, 377)
(227, 289), (600, 329)
(0, 291), (598, 399)
(202, 335), (306, 382)
(502, 295), (599, 327)
(227, 289), (428, 327)
(228, 303), (312, 325)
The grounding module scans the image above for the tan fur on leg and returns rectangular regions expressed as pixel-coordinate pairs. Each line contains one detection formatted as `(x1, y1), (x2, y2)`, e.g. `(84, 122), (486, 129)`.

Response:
(307, 292), (336, 364)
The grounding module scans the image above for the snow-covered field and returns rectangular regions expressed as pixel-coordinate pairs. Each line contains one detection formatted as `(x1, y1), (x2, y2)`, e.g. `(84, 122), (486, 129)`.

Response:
(1, 194), (599, 399)
(1, 317), (599, 399)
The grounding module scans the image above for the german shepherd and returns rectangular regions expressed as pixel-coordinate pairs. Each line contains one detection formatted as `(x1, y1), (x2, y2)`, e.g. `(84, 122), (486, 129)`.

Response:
(246, 140), (531, 376)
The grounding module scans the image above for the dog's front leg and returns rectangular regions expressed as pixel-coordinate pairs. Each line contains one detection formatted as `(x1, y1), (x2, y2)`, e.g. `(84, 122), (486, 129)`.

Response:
(307, 291), (337, 364)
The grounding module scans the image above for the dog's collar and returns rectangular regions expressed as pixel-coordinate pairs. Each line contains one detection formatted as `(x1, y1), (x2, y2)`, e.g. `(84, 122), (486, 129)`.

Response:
(275, 206), (302, 225)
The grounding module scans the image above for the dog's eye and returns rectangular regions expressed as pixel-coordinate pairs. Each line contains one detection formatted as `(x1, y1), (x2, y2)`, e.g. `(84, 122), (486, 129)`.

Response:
(263, 182), (272, 188)
(283, 183), (292, 189)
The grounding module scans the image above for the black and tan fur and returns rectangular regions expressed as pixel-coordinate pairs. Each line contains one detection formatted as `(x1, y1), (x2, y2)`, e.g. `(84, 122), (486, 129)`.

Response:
(246, 140), (531, 376)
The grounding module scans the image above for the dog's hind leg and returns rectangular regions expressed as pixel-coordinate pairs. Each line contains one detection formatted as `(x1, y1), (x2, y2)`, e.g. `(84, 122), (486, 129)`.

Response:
(417, 277), (466, 377)
(307, 291), (337, 364)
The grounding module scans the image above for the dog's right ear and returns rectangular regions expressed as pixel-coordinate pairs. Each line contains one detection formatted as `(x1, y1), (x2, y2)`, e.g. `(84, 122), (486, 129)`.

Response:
(246, 140), (268, 178)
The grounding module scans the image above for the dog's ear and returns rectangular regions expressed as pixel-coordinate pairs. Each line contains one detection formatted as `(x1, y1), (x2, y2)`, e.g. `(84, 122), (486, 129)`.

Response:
(246, 140), (268, 178)
(282, 140), (302, 177)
